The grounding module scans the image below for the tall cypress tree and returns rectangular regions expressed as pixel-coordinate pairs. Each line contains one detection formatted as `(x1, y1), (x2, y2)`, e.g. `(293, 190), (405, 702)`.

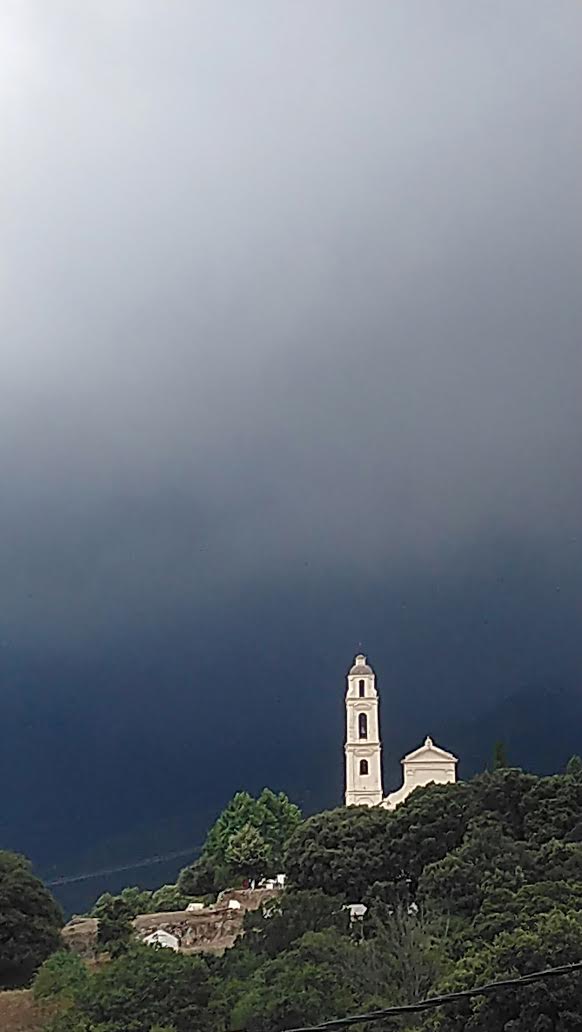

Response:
(492, 741), (508, 770)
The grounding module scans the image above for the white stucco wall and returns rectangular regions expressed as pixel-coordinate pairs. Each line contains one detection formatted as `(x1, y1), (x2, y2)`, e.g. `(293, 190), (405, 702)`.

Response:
(144, 930), (180, 950)
(382, 736), (457, 810)
(345, 655), (383, 806)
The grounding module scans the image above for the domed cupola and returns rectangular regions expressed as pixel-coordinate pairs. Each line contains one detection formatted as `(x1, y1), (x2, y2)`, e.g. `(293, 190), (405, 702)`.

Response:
(349, 654), (373, 675)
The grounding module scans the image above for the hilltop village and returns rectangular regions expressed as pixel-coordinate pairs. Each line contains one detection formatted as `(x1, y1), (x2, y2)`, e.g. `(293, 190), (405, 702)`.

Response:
(62, 654), (460, 956)
(3, 658), (582, 1032)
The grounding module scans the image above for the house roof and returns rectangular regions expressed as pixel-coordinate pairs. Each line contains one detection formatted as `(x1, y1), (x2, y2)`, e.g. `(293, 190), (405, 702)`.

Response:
(401, 735), (458, 765)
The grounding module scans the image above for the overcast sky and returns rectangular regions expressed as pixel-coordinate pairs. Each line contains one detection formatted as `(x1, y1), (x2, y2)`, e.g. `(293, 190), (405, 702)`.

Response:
(1, 1), (581, 893)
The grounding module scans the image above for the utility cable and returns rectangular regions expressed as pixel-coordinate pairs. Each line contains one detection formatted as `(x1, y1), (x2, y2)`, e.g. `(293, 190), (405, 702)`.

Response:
(283, 959), (582, 1031)
(44, 844), (202, 886)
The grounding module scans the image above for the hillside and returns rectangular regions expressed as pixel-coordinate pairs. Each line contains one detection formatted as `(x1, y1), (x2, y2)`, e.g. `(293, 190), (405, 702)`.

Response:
(6, 770), (581, 1032)
(0, 991), (51, 1032)
(46, 680), (582, 918)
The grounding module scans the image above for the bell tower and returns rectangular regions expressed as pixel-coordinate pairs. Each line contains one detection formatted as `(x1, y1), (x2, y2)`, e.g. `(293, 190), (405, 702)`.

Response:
(344, 653), (383, 806)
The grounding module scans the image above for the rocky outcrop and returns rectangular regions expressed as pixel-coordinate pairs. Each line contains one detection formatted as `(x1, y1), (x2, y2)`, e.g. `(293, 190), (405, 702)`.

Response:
(61, 916), (99, 958)
(133, 887), (279, 954)
(133, 905), (242, 953)
(62, 887), (280, 959)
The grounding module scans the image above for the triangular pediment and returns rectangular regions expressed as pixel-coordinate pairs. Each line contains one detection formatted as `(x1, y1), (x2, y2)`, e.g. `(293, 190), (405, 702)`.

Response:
(401, 735), (458, 765)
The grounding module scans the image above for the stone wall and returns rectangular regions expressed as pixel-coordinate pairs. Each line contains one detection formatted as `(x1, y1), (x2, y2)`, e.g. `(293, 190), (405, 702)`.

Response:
(62, 887), (280, 959)
(133, 887), (279, 954)
(133, 905), (241, 954)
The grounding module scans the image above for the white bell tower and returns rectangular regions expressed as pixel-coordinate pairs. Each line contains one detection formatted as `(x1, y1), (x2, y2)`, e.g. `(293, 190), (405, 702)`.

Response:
(345, 653), (383, 806)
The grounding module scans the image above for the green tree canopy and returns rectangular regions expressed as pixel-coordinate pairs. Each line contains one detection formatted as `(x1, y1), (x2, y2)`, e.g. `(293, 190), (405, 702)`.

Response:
(566, 754), (582, 779)
(228, 929), (365, 1032)
(34, 765), (582, 1032)
(423, 910), (582, 1032)
(225, 823), (270, 883)
(177, 853), (224, 897)
(0, 850), (63, 987)
(91, 886), (152, 920)
(204, 789), (301, 872)
(179, 788), (301, 895)
(150, 883), (193, 913)
(285, 781), (472, 898)
(492, 740), (508, 770)
(96, 896), (134, 957)
(47, 944), (213, 1032)
(34, 949), (90, 1003)
(243, 889), (350, 958)
(418, 814), (530, 920)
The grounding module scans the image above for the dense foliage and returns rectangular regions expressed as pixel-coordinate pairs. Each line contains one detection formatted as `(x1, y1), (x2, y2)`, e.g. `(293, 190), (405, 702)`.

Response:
(0, 850), (63, 988)
(32, 764), (582, 1030)
(285, 765), (582, 1030)
(38, 944), (214, 1032)
(91, 883), (194, 920)
(179, 789), (301, 895)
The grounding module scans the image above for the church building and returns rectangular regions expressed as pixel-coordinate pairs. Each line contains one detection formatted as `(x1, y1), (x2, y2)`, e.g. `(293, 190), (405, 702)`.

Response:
(344, 654), (457, 808)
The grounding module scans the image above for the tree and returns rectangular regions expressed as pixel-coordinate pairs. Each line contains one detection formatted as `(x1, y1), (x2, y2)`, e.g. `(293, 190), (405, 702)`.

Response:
(254, 789), (302, 869)
(34, 949), (89, 1003)
(243, 889), (350, 958)
(49, 944), (213, 1032)
(229, 929), (365, 1032)
(96, 896), (134, 957)
(469, 768), (537, 840)
(91, 886), (152, 919)
(492, 740), (508, 770)
(179, 788), (301, 894)
(150, 883), (192, 912)
(226, 823), (270, 883)
(177, 854), (222, 897)
(472, 878), (582, 945)
(203, 789), (300, 873)
(286, 782), (472, 899)
(0, 850), (63, 987)
(418, 814), (529, 920)
(520, 773), (582, 845)
(566, 755), (582, 779)
(365, 900), (451, 1004)
(423, 910), (582, 1032)
(284, 805), (392, 898)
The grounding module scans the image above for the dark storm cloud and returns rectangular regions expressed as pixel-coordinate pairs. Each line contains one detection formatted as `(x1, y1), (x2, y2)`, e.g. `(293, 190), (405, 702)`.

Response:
(1, 0), (581, 650)
(1, 2), (582, 892)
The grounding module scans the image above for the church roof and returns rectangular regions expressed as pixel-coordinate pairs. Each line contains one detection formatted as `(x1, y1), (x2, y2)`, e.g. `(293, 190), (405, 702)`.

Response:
(349, 653), (373, 675)
(402, 736), (458, 765)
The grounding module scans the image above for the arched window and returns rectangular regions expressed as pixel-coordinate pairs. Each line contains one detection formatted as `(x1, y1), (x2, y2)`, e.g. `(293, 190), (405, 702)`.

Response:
(359, 759), (369, 775)
(358, 713), (368, 739)
(358, 679), (365, 697)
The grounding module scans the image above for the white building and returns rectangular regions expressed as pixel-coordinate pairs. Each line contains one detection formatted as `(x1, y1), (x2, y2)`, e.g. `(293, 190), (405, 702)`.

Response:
(344, 654), (384, 806)
(144, 929), (180, 950)
(383, 736), (458, 810)
(344, 654), (457, 809)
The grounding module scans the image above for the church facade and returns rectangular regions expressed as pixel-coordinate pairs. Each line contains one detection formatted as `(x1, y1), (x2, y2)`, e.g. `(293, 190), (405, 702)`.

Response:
(344, 654), (458, 808)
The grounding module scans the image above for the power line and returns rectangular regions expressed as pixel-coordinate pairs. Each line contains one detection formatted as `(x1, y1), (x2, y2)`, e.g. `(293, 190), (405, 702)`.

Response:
(283, 960), (582, 1032)
(45, 844), (202, 886)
